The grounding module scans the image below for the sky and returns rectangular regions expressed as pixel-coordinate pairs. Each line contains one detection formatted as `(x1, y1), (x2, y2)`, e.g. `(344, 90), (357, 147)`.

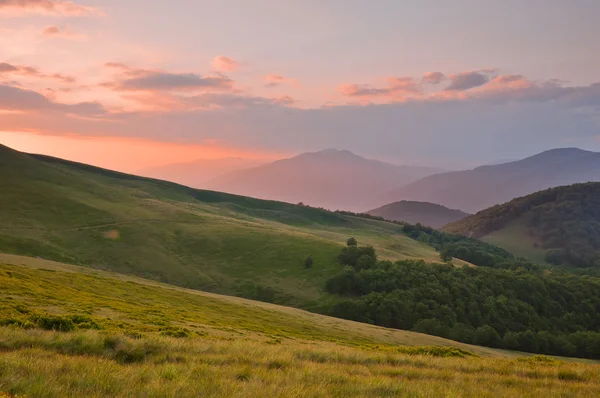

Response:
(1, 0), (600, 171)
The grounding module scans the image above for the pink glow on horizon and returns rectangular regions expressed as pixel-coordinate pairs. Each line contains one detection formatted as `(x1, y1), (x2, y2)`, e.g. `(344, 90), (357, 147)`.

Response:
(0, 131), (288, 173)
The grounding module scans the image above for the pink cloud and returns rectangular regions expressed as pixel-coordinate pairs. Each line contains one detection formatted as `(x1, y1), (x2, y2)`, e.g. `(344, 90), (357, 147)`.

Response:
(211, 55), (239, 72)
(42, 25), (86, 40)
(422, 72), (446, 84)
(445, 70), (495, 91)
(340, 77), (421, 100)
(0, 83), (105, 116)
(263, 74), (298, 88)
(0, 0), (102, 16)
(0, 61), (76, 83)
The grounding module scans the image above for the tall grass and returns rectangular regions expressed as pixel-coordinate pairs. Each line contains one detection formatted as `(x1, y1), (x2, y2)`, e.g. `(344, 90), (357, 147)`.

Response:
(1, 328), (599, 397)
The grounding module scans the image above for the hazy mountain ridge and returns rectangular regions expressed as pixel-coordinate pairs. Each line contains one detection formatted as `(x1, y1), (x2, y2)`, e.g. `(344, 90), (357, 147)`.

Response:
(382, 148), (600, 213)
(206, 149), (442, 211)
(138, 157), (267, 188)
(367, 200), (470, 228)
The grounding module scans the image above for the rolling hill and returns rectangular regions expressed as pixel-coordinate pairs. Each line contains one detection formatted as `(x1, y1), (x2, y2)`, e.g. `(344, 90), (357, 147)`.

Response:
(0, 143), (442, 308)
(382, 148), (600, 213)
(206, 149), (441, 211)
(443, 183), (600, 270)
(3, 254), (599, 397)
(367, 200), (469, 228)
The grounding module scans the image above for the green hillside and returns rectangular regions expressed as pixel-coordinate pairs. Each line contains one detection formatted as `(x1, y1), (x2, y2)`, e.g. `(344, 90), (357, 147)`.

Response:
(0, 144), (440, 307)
(443, 183), (600, 271)
(2, 254), (600, 397)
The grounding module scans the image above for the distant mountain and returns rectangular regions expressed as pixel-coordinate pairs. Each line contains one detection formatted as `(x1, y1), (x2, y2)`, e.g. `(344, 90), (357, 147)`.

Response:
(382, 148), (600, 213)
(138, 158), (266, 188)
(367, 201), (469, 228)
(206, 149), (442, 211)
(443, 183), (600, 271)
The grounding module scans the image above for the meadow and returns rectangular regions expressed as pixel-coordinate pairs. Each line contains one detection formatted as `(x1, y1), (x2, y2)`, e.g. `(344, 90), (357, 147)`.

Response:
(0, 145), (443, 308)
(1, 255), (600, 397)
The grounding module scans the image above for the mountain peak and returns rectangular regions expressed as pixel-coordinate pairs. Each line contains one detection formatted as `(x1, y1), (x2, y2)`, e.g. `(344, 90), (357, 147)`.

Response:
(531, 147), (595, 158)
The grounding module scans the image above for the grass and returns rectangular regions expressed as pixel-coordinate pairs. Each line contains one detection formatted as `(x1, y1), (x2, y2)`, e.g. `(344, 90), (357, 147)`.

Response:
(2, 255), (600, 397)
(481, 218), (549, 264)
(0, 144), (443, 307)
(0, 254), (501, 353)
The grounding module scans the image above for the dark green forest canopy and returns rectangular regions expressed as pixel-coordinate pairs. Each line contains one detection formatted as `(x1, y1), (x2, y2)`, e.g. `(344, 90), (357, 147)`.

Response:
(444, 183), (600, 269)
(326, 242), (600, 359)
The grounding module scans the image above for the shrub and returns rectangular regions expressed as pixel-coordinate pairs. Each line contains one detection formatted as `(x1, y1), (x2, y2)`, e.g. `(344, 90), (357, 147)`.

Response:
(34, 315), (75, 332)
(304, 255), (313, 269)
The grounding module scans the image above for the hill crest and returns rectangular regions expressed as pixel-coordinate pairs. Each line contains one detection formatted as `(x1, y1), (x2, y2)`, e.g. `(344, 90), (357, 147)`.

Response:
(367, 200), (469, 228)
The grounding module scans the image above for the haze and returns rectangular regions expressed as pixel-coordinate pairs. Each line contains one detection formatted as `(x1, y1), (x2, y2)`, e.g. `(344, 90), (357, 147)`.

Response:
(1, 0), (600, 173)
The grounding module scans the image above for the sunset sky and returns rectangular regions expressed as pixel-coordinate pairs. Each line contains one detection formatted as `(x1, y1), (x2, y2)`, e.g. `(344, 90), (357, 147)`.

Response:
(1, 0), (600, 171)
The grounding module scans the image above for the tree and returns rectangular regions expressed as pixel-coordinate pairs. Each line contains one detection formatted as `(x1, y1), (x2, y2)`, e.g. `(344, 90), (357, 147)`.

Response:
(440, 247), (453, 262)
(303, 255), (313, 269)
(347, 237), (358, 247)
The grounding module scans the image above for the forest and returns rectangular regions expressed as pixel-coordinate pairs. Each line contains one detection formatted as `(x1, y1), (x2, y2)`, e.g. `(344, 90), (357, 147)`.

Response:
(326, 239), (600, 359)
(444, 183), (600, 269)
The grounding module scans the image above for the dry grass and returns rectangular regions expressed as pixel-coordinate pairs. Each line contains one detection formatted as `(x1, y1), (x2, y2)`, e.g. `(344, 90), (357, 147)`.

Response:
(2, 255), (599, 397)
(1, 328), (600, 398)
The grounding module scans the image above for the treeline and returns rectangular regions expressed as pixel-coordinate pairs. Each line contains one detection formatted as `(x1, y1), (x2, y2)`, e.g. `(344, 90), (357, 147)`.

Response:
(444, 183), (600, 269)
(336, 210), (527, 269)
(325, 241), (600, 359)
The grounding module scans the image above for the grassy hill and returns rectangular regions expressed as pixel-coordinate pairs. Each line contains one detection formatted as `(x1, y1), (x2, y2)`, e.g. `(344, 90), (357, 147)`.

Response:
(367, 200), (469, 228)
(0, 144), (441, 307)
(443, 183), (600, 271)
(2, 254), (599, 397)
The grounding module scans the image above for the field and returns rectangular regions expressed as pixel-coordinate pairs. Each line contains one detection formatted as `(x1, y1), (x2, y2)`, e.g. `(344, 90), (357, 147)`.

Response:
(0, 145), (444, 308)
(2, 254), (600, 397)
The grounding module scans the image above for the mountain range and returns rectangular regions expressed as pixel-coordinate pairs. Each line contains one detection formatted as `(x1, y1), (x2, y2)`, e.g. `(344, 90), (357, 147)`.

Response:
(205, 149), (441, 211)
(381, 148), (600, 213)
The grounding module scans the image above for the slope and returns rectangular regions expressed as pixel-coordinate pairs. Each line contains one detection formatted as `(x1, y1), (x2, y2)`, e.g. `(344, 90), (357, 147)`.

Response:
(0, 144), (441, 307)
(382, 148), (600, 213)
(2, 254), (600, 397)
(367, 200), (469, 228)
(443, 183), (600, 270)
(206, 149), (441, 211)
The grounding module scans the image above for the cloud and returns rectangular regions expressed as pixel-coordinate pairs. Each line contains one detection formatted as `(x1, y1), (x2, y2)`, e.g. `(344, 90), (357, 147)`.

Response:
(422, 72), (446, 84)
(263, 74), (298, 88)
(103, 66), (233, 92)
(211, 56), (239, 72)
(42, 25), (86, 40)
(445, 70), (493, 91)
(0, 61), (76, 83)
(340, 77), (421, 99)
(3, 67), (600, 169)
(0, 62), (18, 73)
(186, 93), (295, 109)
(0, 83), (105, 115)
(0, 0), (102, 16)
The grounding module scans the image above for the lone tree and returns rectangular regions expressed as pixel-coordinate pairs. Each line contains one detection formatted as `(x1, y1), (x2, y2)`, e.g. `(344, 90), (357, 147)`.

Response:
(439, 247), (453, 262)
(303, 255), (314, 269)
(346, 237), (357, 247)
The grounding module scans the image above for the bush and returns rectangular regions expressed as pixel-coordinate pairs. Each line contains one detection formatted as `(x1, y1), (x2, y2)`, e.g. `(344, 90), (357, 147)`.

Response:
(303, 255), (313, 269)
(34, 315), (75, 332)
